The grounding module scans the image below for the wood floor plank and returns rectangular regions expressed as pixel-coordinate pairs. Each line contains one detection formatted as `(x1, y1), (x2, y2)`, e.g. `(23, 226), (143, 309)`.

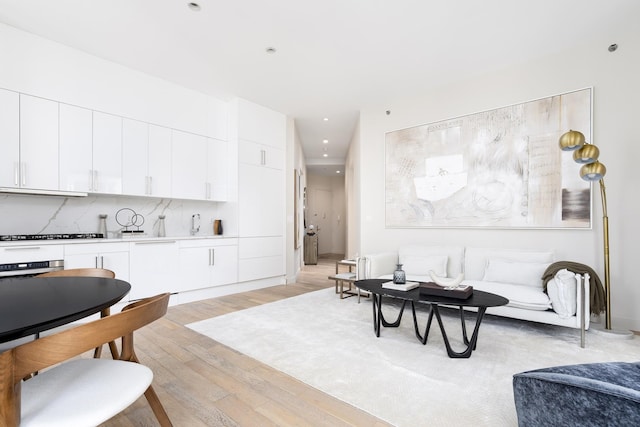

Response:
(100, 256), (392, 427)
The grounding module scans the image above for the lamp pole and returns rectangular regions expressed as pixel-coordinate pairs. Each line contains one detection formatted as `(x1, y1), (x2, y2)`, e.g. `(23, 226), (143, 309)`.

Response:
(599, 179), (611, 330)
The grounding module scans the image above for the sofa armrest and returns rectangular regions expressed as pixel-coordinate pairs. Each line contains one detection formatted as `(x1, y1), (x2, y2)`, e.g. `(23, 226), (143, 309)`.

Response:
(359, 252), (398, 279)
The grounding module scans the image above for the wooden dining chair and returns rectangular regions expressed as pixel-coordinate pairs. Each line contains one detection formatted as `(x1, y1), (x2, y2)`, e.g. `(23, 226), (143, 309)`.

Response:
(37, 268), (120, 358)
(0, 293), (172, 427)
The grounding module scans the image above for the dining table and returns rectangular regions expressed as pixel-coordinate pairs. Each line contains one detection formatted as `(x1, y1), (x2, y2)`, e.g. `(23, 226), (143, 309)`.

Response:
(0, 276), (131, 343)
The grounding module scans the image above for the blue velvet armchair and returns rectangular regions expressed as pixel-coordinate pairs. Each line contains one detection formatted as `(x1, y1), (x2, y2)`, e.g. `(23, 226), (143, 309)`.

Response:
(513, 362), (640, 426)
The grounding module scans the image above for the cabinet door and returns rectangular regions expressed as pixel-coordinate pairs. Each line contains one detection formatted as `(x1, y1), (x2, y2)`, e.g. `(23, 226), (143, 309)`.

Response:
(129, 241), (179, 300)
(92, 111), (122, 194)
(239, 164), (284, 237)
(122, 118), (149, 196)
(19, 95), (59, 190)
(64, 251), (130, 282)
(0, 89), (19, 188)
(148, 125), (172, 198)
(171, 130), (207, 200)
(209, 245), (238, 286)
(178, 246), (211, 292)
(59, 104), (93, 192)
(207, 138), (228, 201)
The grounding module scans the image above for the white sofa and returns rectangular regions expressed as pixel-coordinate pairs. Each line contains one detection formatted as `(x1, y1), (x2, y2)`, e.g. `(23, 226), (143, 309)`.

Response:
(359, 245), (590, 346)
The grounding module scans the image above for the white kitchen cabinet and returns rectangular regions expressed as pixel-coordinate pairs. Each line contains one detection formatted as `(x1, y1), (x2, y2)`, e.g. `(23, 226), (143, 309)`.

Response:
(92, 111), (122, 194)
(171, 130), (207, 200)
(234, 99), (286, 283)
(238, 237), (283, 282)
(147, 125), (172, 198)
(238, 163), (284, 237)
(18, 94), (59, 191)
(179, 238), (238, 292)
(236, 98), (286, 150)
(1, 244), (64, 264)
(59, 103), (93, 192)
(122, 121), (172, 198)
(206, 137), (228, 201)
(64, 242), (130, 284)
(129, 240), (180, 300)
(0, 88), (19, 188)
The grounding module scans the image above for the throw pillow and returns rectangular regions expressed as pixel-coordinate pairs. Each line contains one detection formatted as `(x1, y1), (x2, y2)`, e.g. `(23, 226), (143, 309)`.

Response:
(547, 269), (578, 318)
(400, 255), (448, 277)
(482, 259), (550, 289)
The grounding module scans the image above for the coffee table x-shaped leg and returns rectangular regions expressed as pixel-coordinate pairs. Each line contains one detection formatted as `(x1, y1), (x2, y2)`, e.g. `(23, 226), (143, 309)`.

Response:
(411, 302), (488, 358)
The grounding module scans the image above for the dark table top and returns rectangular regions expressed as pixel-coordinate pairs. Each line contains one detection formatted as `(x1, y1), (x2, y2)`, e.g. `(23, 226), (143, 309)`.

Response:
(355, 279), (509, 308)
(0, 276), (131, 343)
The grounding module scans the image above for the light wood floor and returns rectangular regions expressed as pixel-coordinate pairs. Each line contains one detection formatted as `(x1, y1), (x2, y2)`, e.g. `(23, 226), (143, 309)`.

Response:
(101, 255), (391, 427)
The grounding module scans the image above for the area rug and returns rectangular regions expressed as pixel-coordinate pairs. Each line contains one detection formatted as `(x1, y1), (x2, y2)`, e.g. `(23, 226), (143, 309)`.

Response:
(187, 288), (640, 427)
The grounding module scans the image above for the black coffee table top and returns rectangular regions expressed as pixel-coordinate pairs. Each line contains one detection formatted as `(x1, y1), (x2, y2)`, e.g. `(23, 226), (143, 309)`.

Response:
(0, 276), (131, 343)
(355, 279), (509, 308)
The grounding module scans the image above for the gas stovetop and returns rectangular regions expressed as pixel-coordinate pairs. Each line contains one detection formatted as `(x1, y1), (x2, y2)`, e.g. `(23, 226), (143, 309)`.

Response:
(0, 233), (104, 241)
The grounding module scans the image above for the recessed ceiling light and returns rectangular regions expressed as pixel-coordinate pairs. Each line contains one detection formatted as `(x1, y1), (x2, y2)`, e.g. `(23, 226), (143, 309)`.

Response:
(323, 139), (329, 144)
(187, 2), (201, 11)
(336, 170), (341, 174)
(323, 154), (328, 157)
(323, 117), (329, 121)
(265, 47), (277, 54)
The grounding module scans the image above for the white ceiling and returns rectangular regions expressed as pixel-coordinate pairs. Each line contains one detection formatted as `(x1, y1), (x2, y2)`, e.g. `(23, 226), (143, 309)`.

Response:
(0, 0), (637, 176)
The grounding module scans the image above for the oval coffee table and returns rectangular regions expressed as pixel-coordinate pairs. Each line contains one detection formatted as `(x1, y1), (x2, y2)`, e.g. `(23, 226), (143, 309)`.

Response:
(355, 279), (508, 358)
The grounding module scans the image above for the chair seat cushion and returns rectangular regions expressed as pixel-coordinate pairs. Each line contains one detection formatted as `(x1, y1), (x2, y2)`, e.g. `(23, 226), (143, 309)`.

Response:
(21, 358), (153, 427)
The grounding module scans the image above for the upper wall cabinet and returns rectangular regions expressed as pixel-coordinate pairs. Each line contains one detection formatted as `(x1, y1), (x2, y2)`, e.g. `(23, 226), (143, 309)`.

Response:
(18, 95), (60, 191)
(236, 99), (286, 149)
(171, 130), (208, 200)
(92, 112), (123, 194)
(122, 120), (172, 198)
(206, 137), (228, 201)
(0, 89), (20, 188)
(59, 103), (93, 192)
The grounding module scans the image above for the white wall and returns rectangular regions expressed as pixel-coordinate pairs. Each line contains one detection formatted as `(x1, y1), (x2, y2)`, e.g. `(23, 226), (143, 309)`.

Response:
(287, 117), (307, 283)
(357, 29), (640, 329)
(345, 119), (361, 259)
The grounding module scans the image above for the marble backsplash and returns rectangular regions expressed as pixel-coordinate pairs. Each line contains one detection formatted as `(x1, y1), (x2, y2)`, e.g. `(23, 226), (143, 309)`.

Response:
(0, 193), (236, 239)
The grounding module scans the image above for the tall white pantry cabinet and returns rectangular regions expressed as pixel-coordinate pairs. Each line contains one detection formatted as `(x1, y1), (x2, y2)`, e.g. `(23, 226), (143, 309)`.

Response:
(232, 99), (286, 284)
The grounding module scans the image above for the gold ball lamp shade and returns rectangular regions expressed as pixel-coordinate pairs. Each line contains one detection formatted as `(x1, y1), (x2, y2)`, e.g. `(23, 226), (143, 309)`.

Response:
(559, 130), (586, 151)
(573, 143), (600, 164)
(580, 161), (606, 181)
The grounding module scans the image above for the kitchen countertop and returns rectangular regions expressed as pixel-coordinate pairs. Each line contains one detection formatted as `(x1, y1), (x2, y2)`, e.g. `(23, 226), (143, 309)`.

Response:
(0, 235), (238, 247)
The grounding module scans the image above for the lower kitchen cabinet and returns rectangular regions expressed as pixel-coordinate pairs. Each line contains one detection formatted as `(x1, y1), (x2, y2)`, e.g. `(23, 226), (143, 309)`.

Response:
(179, 238), (238, 292)
(129, 240), (180, 300)
(238, 236), (284, 282)
(64, 242), (130, 283)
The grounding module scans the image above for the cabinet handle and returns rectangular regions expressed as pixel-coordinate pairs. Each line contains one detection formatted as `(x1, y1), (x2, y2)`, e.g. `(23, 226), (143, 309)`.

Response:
(14, 162), (19, 186)
(209, 248), (215, 266)
(5, 246), (41, 251)
(135, 240), (177, 245)
(148, 176), (153, 195)
(100, 256), (105, 268)
(261, 149), (266, 166)
(89, 170), (94, 190)
(93, 170), (99, 191)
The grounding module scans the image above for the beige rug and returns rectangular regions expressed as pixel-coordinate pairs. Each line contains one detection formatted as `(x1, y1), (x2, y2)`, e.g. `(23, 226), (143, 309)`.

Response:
(187, 288), (640, 427)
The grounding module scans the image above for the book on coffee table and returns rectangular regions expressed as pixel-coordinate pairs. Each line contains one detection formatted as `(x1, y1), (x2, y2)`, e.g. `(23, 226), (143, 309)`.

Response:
(419, 282), (473, 299)
(381, 281), (420, 291)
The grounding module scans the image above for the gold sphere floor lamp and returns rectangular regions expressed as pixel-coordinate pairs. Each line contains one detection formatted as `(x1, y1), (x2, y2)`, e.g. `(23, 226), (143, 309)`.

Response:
(559, 130), (619, 332)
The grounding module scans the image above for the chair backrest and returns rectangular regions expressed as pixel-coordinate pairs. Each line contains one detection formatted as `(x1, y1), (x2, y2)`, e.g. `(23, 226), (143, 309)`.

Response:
(37, 267), (116, 279)
(0, 293), (170, 426)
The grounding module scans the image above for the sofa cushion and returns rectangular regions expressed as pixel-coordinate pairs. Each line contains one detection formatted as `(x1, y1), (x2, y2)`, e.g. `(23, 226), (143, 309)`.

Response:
(398, 245), (464, 277)
(400, 254), (447, 277)
(467, 280), (552, 311)
(464, 247), (554, 281)
(482, 259), (550, 289)
(547, 269), (577, 318)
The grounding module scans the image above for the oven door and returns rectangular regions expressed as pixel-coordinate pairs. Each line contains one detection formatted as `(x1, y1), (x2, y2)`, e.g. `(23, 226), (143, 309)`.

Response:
(0, 260), (64, 278)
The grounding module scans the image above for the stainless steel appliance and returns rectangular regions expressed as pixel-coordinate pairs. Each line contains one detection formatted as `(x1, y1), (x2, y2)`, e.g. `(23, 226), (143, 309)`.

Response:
(0, 233), (103, 277)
